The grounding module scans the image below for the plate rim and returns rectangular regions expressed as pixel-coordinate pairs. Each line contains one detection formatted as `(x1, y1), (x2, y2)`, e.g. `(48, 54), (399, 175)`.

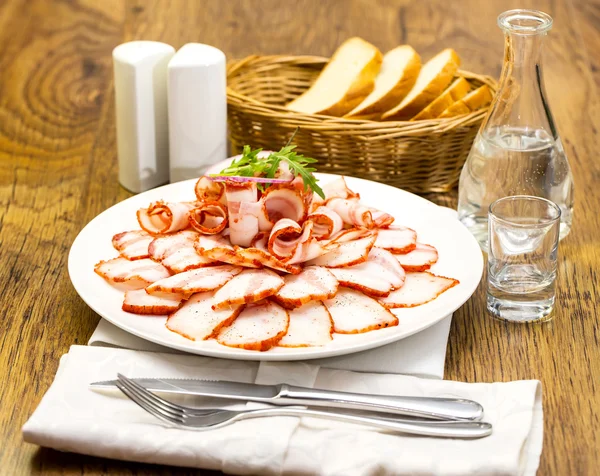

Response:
(68, 172), (483, 361)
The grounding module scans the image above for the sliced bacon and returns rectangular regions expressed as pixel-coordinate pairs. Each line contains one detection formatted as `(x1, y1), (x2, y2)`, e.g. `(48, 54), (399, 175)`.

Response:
(122, 289), (183, 315)
(368, 208), (395, 227)
(330, 227), (372, 243)
(217, 300), (289, 351)
(307, 206), (344, 240)
(149, 231), (214, 273)
(395, 243), (439, 271)
(327, 198), (374, 228)
(234, 247), (303, 274)
(195, 176), (225, 204)
(137, 201), (196, 235)
(146, 265), (243, 297)
(379, 271), (459, 309)
(374, 225), (417, 253)
(225, 182), (259, 247)
(211, 269), (285, 310)
(324, 288), (399, 333)
(189, 201), (228, 235)
(195, 233), (301, 274)
(306, 233), (376, 268)
(328, 248), (406, 297)
(311, 177), (360, 211)
(166, 292), (243, 341)
(94, 257), (170, 289)
(268, 219), (304, 259)
(272, 266), (339, 309)
(112, 230), (153, 260)
(278, 301), (334, 347)
(262, 185), (308, 224)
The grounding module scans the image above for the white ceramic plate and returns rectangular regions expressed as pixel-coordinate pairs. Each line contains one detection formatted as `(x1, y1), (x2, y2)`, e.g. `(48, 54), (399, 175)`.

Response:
(68, 173), (483, 361)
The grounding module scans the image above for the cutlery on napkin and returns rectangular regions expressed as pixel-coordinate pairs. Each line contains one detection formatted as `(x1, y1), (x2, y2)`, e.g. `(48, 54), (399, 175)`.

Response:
(23, 345), (543, 476)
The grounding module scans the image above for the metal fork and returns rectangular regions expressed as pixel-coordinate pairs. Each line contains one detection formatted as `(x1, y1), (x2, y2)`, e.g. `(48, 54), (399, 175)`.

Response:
(115, 374), (492, 438)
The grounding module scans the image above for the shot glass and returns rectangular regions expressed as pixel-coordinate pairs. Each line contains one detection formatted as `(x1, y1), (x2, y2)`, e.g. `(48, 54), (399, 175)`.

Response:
(487, 195), (561, 322)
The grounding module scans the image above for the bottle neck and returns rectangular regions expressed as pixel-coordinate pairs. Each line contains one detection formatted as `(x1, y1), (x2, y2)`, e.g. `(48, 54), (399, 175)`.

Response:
(486, 31), (554, 136)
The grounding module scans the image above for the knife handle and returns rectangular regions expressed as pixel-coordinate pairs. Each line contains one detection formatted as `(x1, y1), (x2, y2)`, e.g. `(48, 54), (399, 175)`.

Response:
(276, 385), (483, 421)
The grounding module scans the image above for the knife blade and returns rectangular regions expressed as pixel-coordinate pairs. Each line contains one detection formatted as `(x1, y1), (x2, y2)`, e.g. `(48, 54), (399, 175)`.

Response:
(90, 378), (483, 421)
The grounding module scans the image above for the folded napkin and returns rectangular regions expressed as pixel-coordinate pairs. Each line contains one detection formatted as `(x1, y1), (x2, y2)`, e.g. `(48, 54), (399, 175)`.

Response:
(89, 316), (452, 378)
(23, 345), (543, 476)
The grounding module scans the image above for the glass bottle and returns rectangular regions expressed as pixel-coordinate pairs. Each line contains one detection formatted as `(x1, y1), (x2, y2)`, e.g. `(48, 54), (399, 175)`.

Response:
(457, 9), (574, 251)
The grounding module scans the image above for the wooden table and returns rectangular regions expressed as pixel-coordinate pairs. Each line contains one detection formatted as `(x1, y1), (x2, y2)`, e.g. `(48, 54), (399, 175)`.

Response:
(1, 0), (598, 474)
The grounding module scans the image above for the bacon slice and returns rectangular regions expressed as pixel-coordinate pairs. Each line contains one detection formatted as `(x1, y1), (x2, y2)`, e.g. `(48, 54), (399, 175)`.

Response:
(217, 301), (289, 351)
(137, 201), (196, 235)
(327, 198), (374, 228)
(374, 225), (417, 253)
(306, 234), (376, 268)
(149, 231), (214, 273)
(195, 234), (301, 274)
(211, 269), (285, 310)
(394, 243), (439, 271)
(94, 257), (170, 288)
(330, 227), (372, 243)
(225, 182), (259, 247)
(267, 219), (336, 264)
(368, 208), (395, 227)
(146, 265), (243, 297)
(307, 206), (344, 240)
(324, 288), (399, 333)
(166, 292), (243, 341)
(311, 177), (360, 211)
(189, 201), (228, 235)
(278, 301), (334, 347)
(272, 266), (339, 309)
(122, 289), (183, 315)
(262, 185), (308, 224)
(112, 230), (153, 260)
(379, 272), (459, 309)
(328, 248), (406, 297)
(195, 176), (225, 204)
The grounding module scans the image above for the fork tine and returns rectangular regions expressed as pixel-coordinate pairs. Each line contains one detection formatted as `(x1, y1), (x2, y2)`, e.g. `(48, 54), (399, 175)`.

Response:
(117, 373), (185, 415)
(116, 374), (220, 417)
(117, 375), (187, 421)
(115, 381), (183, 427)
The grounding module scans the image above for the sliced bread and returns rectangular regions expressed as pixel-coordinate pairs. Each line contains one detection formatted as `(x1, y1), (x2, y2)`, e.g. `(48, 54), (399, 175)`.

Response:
(286, 37), (382, 116)
(439, 85), (493, 118)
(344, 45), (421, 119)
(411, 77), (471, 120)
(381, 48), (460, 121)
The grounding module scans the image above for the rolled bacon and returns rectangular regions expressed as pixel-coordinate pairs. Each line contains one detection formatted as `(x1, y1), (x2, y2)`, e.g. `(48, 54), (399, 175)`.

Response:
(189, 201), (228, 235)
(225, 182), (259, 247)
(307, 206), (344, 240)
(137, 201), (196, 235)
(195, 176), (225, 204)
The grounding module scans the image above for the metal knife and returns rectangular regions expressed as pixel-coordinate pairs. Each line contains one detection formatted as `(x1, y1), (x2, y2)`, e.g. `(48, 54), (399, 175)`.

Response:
(90, 378), (483, 421)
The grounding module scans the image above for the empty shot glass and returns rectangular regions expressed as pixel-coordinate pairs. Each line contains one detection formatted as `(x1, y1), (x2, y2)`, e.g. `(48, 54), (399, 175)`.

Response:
(487, 195), (561, 322)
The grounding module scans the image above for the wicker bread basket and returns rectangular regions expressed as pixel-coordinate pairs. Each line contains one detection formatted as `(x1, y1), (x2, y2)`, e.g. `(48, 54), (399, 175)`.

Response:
(227, 55), (497, 193)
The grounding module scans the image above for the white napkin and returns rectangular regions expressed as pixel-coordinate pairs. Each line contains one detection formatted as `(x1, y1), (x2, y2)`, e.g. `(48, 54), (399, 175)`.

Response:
(89, 316), (452, 378)
(23, 345), (543, 476)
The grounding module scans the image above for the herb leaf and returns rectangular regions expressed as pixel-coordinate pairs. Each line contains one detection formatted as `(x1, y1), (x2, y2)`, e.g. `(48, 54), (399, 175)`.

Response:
(209, 131), (325, 199)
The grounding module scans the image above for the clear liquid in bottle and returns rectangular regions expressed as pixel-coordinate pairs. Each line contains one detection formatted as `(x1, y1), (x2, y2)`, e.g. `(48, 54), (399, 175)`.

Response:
(457, 9), (574, 251)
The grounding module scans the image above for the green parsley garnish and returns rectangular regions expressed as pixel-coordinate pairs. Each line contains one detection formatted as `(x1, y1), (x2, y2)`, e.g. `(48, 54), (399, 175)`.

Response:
(211, 129), (325, 199)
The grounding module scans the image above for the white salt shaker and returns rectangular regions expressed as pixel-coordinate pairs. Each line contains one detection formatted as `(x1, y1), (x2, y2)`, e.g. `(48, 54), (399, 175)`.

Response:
(112, 41), (174, 193)
(167, 43), (227, 182)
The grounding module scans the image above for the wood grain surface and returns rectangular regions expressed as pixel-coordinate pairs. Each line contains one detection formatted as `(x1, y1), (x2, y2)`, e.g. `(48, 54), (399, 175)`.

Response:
(0, 0), (598, 474)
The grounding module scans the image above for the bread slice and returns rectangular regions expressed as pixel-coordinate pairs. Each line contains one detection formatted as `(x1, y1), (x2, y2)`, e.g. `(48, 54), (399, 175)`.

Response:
(381, 49), (460, 121)
(411, 77), (471, 120)
(286, 37), (382, 116)
(439, 85), (493, 118)
(344, 45), (421, 119)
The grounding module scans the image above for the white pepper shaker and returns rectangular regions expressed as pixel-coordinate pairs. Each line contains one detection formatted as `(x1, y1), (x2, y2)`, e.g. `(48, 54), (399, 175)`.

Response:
(112, 41), (174, 193)
(167, 43), (227, 182)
